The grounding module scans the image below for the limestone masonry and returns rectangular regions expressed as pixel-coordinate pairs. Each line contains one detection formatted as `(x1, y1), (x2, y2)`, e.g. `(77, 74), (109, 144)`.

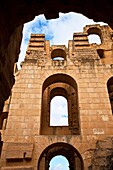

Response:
(1, 24), (113, 169)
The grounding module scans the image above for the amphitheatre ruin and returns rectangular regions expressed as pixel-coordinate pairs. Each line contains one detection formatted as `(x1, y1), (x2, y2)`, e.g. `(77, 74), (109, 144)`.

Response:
(1, 1), (113, 170)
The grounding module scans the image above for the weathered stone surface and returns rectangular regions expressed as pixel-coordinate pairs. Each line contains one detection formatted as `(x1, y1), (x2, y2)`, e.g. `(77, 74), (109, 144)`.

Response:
(1, 24), (113, 169)
(75, 49), (99, 60)
(1, 166), (33, 170)
(6, 143), (34, 160)
(90, 138), (113, 170)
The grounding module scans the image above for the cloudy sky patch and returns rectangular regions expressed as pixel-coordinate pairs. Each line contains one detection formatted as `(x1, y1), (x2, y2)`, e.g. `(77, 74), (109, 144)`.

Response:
(50, 155), (69, 170)
(50, 96), (68, 126)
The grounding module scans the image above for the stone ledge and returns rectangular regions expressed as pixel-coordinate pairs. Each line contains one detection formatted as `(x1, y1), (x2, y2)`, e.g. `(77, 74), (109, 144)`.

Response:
(1, 166), (34, 170)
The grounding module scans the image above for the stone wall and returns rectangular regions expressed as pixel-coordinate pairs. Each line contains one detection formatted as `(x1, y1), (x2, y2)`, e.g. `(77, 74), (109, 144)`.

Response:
(1, 24), (113, 169)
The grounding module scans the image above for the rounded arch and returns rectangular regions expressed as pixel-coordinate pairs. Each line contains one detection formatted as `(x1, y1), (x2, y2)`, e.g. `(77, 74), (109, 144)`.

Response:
(51, 49), (66, 60)
(107, 76), (113, 114)
(87, 27), (102, 37)
(40, 73), (80, 135)
(38, 142), (84, 170)
(87, 27), (102, 44)
(42, 73), (77, 93)
(50, 87), (68, 101)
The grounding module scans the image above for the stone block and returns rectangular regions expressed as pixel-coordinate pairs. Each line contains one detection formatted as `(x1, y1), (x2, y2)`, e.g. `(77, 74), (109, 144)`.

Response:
(97, 139), (113, 149)
(6, 143), (34, 160)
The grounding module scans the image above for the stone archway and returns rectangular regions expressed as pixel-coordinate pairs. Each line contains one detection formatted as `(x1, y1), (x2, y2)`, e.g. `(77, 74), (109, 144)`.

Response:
(38, 142), (84, 170)
(40, 73), (80, 135)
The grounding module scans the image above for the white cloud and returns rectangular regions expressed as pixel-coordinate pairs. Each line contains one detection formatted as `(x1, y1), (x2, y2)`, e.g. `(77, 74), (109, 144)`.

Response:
(50, 96), (68, 126)
(88, 34), (101, 44)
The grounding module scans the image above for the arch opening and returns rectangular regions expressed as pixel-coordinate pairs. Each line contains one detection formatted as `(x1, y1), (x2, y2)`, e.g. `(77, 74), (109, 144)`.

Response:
(49, 155), (69, 170)
(88, 34), (101, 44)
(51, 49), (66, 60)
(40, 74), (80, 135)
(87, 27), (102, 45)
(38, 142), (84, 170)
(50, 96), (68, 126)
(87, 27), (102, 37)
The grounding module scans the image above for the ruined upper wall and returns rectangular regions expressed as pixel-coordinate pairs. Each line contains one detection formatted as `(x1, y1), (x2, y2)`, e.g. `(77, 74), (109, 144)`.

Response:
(25, 24), (113, 65)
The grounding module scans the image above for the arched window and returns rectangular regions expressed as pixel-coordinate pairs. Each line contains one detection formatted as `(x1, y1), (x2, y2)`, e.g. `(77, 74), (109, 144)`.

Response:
(40, 74), (80, 135)
(88, 34), (101, 44)
(50, 96), (68, 126)
(51, 49), (66, 60)
(107, 77), (113, 114)
(49, 155), (69, 170)
(87, 27), (102, 45)
(38, 142), (84, 170)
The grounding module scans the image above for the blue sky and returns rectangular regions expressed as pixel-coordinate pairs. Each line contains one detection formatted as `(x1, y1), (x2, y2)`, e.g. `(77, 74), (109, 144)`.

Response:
(49, 155), (69, 170)
(18, 12), (107, 168)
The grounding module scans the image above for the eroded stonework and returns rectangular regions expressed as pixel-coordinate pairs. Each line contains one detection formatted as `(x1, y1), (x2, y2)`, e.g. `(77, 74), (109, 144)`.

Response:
(1, 24), (113, 169)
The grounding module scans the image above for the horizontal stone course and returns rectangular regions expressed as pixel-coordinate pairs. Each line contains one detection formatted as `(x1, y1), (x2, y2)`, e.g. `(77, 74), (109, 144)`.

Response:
(1, 166), (33, 170)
